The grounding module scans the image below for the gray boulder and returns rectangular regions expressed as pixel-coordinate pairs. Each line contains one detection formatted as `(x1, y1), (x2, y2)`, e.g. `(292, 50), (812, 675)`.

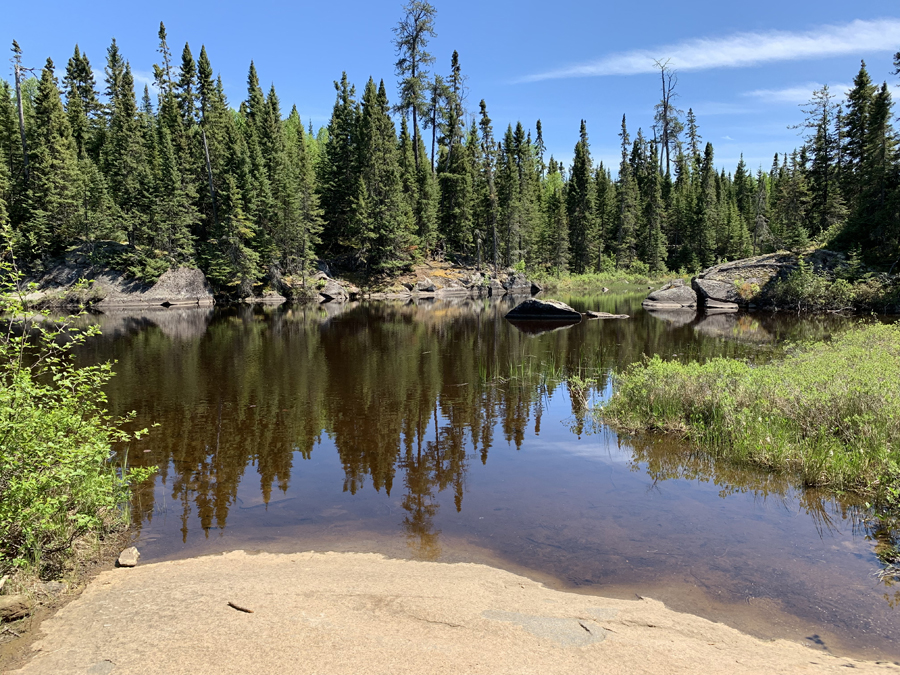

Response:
(505, 298), (583, 322)
(692, 278), (740, 310)
(642, 280), (697, 309)
(319, 279), (348, 302)
(415, 277), (437, 293)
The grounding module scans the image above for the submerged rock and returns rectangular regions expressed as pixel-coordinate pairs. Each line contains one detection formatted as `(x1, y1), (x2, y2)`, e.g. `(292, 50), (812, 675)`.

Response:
(642, 280), (697, 309)
(584, 311), (629, 319)
(505, 298), (583, 322)
(506, 320), (581, 336)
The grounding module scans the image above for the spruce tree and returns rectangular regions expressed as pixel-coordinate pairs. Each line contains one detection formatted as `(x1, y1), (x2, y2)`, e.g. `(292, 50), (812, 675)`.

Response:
(566, 120), (594, 273)
(291, 109), (324, 279)
(319, 72), (359, 254)
(843, 62), (876, 207)
(355, 78), (415, 270)
(645, 143), (667, 272)
(772, 150), (810, 251)
(593, 164), (617, 269)
(477, 100), (499, 270)
(542, 158), (568, 274)
(103, 63), (151, 247)
(23, 58), (80, 259)
(63, 46), (101, 158)
(151, 122), (198, 261)
(685, 108), (702, 164)
(856, 82), (898, 256)
(794, 85), (845, 238)
(615, 116), (640, 269)
(694, 142), (719, 267)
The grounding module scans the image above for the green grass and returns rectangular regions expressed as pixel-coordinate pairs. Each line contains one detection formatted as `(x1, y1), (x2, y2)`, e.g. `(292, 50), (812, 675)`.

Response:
(534, 270), (682, 294)
(600, 322), (900, 506)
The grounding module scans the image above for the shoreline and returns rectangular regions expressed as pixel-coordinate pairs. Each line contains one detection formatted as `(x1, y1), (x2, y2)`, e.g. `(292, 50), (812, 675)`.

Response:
(7, 549), (900, 675)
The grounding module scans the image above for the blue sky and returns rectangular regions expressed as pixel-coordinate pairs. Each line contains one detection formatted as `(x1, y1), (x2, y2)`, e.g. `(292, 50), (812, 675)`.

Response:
(4, 0), (900, 174)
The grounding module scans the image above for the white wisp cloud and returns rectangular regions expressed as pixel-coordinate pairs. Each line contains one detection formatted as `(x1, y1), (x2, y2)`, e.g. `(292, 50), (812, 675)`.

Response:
(521, 18), (900, 82)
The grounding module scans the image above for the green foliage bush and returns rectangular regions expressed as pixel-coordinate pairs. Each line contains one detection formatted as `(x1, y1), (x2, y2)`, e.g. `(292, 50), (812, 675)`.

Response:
(0, 256), (153, 575)
(601, 322), (900, 503)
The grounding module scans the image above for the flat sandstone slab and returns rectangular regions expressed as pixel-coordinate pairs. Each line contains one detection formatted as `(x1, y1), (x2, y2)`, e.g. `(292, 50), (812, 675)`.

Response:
(10, 551), (897, 675)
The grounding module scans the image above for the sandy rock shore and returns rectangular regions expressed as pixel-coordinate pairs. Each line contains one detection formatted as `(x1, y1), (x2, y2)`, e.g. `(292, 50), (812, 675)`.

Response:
(10, 551), (899, 675)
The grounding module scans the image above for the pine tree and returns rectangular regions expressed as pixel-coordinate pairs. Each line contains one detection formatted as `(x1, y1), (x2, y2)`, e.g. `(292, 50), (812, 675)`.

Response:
(201, 109), (261, 296)
(392, 0), (437, 172)
(566, 120), (595, 273)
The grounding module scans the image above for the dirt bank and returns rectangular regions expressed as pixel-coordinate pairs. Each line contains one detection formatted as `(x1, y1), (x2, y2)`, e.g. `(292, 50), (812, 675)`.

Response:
(7, 550), (898, 675)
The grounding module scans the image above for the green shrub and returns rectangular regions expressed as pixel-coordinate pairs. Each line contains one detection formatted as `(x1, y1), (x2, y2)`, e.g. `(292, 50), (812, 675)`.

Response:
(0, 254), (154, 575)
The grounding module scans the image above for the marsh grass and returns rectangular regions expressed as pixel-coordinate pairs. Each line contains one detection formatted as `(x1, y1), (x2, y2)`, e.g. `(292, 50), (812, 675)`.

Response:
(600, 322), (900, 503)
(533, 270), (680, 294)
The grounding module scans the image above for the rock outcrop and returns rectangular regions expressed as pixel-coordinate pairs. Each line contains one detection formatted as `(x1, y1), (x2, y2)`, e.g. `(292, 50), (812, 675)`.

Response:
(690, 253), (803, 309)
(27, 259), (215, 310)
(505, 299), (582, 322)
(642, 280), (697, 309)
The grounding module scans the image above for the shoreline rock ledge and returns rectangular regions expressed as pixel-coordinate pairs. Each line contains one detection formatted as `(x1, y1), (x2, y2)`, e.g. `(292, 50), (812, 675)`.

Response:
(642, 279), (697, 310)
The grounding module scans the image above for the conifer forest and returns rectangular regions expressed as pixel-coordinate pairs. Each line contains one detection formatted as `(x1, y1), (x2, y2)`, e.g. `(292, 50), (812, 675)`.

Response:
(1, 4), (899, 298)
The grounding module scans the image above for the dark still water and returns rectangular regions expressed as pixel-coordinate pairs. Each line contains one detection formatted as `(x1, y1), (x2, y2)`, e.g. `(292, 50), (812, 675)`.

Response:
(75, 293), (899, 659)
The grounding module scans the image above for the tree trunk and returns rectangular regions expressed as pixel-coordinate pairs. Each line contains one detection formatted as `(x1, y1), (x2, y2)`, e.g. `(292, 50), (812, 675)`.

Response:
(14, 62), (29, 182)
(201, 129), (219, 234)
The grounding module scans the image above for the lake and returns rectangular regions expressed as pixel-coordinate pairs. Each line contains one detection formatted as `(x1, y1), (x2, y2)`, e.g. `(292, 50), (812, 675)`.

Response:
(75, 291), (899, 660)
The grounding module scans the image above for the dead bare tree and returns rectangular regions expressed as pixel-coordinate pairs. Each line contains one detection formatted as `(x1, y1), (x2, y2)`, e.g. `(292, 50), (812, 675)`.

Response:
(653, 59), (684, 178)
(10, 40), (34, 183)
